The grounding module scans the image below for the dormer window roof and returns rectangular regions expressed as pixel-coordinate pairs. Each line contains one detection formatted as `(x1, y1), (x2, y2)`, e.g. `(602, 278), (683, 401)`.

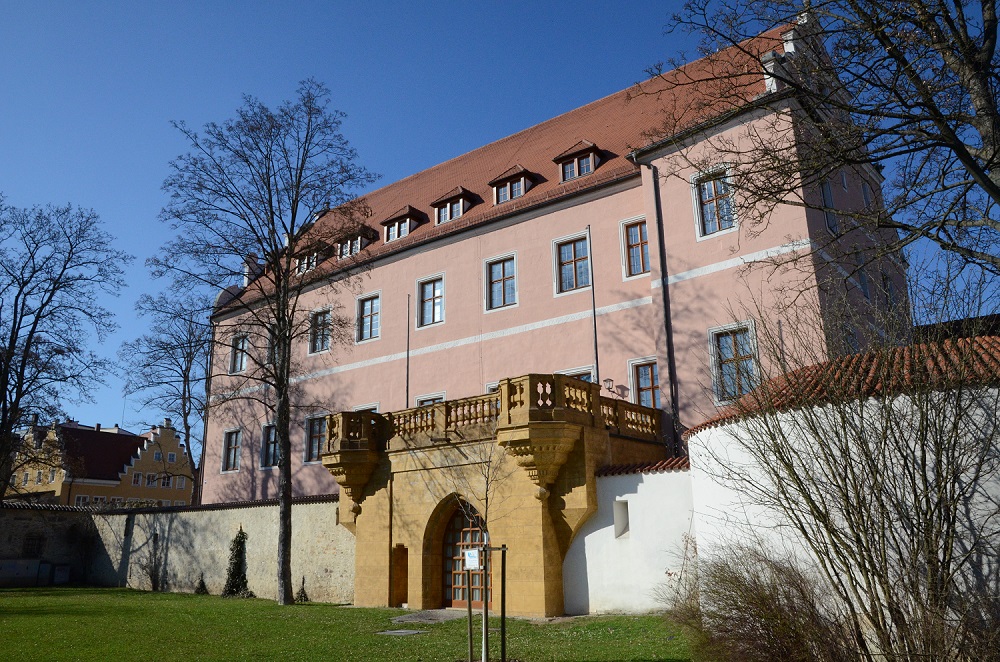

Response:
(430, 186), (472, 224)
(488, 165), (533, 205)
(334, 226), (378, 260)
(554, 140), (599, 183)
(380, 205), (424, 242)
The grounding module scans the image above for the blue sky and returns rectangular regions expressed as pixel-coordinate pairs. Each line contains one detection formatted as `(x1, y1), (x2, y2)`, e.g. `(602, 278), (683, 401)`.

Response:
(0, 1), (695, 433)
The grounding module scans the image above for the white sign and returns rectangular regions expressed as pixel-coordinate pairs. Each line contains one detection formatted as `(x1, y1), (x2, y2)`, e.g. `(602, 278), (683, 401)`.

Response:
(463, 548), (481, 571)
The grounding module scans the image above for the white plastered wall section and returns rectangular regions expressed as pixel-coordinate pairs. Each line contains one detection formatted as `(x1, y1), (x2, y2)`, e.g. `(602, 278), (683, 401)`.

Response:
(562, 470), (694, 615)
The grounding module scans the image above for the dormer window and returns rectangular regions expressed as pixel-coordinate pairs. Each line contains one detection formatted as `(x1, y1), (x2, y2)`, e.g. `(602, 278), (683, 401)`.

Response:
(386, 219), (410, 242)
(296, 253), (318, 274)
(336, 236), (364, 259)
(430, 187), (472, 225)
(489, 165), (532, 206)
(381, 205), (423, 243)
(554, 140), (599, 183)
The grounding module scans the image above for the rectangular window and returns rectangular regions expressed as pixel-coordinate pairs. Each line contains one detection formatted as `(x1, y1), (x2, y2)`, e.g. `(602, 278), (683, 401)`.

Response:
(437, 201), (463, 223)
(297, 253), (317, 273)
(132, 472), (142, 486)
(496, 185), (509, 203)
(262, 425), (279, 468)
(146, 474), (157, 487)
(177, 476), (186, 489)
(418, 278), (444, 326)
(229, 335), (248, 373)
(821, 181), (839, 233)
(167, 452), (176, 463)
(416, 395), (444, 407)
(75, 495), (89, 507)
(625, 221), (650, 276)
(49, 468), (57, 483)
(35, 470), (42, 484)
(862, 181), (873, 208)
(154, 451), (162, 462)
(578, 155), (592, 176)
(358, 295), (381, 341)
(557, 238), (590, 292)
(385, 219), (410, 242)
(487, 257), (516, 309)
(161, 474), (173, 488)
(305, 417), (326, 463)
(510, 179), (522, 198)
(223, 430), (241, 472)
(562, 161), (576, 181)
(881, 272), (897, 308)
(713, 327), (756, 401)
(698, 174), (734, 236)
(633, 362), (660, 408)
(111, 497), (123, 506)
(174, 501), (187, 506)
(309, 310), (331, 354)
(93, 496), (106, 506)
(22, 472), (28, 486)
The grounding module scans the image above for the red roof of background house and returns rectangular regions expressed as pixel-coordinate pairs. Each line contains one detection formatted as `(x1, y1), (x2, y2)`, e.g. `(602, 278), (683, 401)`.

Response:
(596, 456), (691, 477)
(214, 27), (790, 316)
(683, 336), (1000, 439)
(60, 426), (145, 481)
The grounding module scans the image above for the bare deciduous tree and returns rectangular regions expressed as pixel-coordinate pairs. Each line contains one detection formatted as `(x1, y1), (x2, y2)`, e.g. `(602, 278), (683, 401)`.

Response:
(683, 270), (1000, 660)
(643, 1), (1000, 272)
(119, 292), (211, 502)
(151, 79), (376, 604)
(0, 197), (130, 499)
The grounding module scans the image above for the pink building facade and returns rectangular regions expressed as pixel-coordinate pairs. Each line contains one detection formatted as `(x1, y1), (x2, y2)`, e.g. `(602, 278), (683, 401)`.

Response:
(200, 29), (907, 504)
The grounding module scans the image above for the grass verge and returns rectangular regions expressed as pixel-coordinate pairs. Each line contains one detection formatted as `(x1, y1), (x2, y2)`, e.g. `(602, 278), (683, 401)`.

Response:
(0, 587), (690, 661)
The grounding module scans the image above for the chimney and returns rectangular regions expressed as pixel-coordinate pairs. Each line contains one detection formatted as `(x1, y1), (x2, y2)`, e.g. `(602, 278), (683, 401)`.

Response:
(163, 417), (173, 428)
(242, 255), (263, 287)
(95, 423), (101, 432)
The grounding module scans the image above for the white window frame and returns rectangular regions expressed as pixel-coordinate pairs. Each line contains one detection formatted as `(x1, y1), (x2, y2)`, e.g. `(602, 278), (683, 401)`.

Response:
(229, 334), (249, 374)
(493, 177), (526, 205)
(146, 473), (158, 487)
(415, 392), (446, 407)
(551, 232), (592, 297)
(627, 356), (661, 408)
(384, 218), (410, 242)
(356, 291), (382, 344)
(260, 423), (278, 470)
(177, 476), (186, 489)
(619, 216), (651, 281)
(75, 495), (89, 507)
(297, 252), (318, 274)
(132, 472), (142, 486)
(556, 365), (595, 383)
(485, 382), (499, 394)
(303, 415), (328, 464)
(435, 199), (464, 224)
(154, 451), (162, 462)
(821, 180), (840, 234)
(174, 500), (187, 506)
(483, 252), (518, 313)
(167, 452), (176, 463)
(308, 308), (332, 355)
(707, 320), (758, 406)
(221, 428), (241, 473)
(416, 274), (446, 328)
(690, 164), (737, 241)
(559, 152), (595, 182)
(352, 402), (380, 413)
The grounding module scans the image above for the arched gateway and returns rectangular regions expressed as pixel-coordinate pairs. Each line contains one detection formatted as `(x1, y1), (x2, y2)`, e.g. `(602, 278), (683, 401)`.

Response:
(442, 504), (491, 609)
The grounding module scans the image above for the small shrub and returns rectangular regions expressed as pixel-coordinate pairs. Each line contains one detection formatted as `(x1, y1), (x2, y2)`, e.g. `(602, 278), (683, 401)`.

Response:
(221, 526), (255, 599)
(194, 572), (209, 595)
(295, 576), (310, 603)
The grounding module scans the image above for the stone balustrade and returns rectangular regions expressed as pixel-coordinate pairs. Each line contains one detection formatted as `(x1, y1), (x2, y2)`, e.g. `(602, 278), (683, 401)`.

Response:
(321, 373), (662, 506)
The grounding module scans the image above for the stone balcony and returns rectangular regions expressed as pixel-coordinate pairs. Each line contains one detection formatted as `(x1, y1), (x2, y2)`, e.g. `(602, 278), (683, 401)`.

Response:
(321, 373), (661, 508)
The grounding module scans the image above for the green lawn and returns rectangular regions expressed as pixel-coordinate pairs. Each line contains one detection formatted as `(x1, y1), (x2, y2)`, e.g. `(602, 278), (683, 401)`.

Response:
(0, 588), (690, 661)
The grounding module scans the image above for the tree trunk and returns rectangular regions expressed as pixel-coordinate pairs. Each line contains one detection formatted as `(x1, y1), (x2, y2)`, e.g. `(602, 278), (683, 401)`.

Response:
(276, 380), (294, 605)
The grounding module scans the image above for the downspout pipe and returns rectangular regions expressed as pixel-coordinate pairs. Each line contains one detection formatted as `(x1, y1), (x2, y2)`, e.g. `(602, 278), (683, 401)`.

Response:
(629, 155), (682, 452)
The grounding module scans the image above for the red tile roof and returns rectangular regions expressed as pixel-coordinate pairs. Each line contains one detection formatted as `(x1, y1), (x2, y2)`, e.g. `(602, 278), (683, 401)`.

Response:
(684, 336), (1000, 439)
(596, 457), (690, 477)
(487, 164), (531, 186)
(553, 140), (598, 162)
(216, 27), (789, 314)
(60, 426), (145, 481)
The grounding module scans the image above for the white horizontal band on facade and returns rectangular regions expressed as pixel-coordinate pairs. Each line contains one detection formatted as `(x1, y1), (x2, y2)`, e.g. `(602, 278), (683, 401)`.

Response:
(652, 238), (813, 288)
(212, 296), (654, 402)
